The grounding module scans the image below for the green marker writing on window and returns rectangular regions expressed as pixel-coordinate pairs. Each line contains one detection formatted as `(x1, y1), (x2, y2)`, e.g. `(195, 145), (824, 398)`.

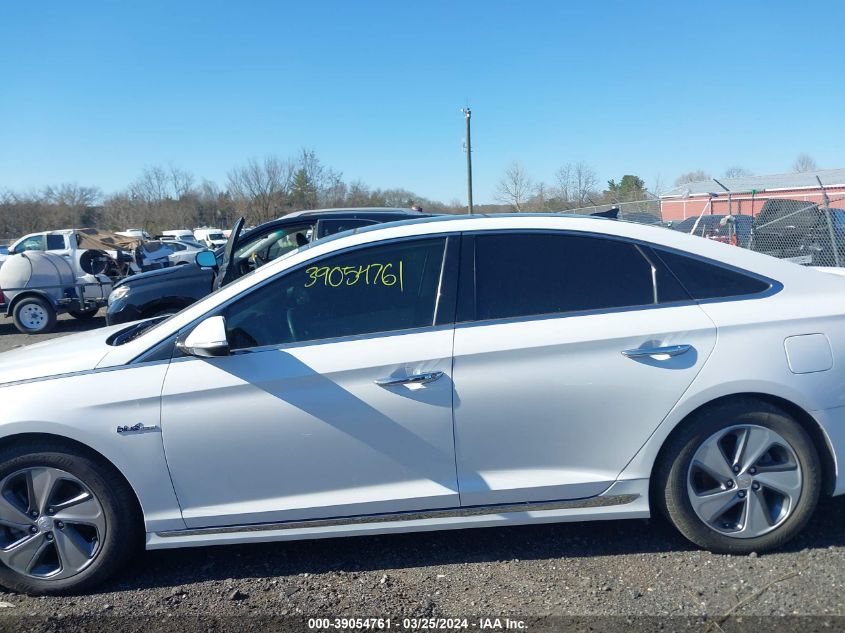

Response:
(304, 261), (405, 291)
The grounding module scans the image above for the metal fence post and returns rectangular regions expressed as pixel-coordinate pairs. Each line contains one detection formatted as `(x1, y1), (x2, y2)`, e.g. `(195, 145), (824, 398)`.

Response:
(818, 176), (841, 267)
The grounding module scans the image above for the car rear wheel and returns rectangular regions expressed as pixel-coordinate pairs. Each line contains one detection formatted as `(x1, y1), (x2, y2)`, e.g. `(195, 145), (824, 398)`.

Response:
(12, 297), (57, 334)
(0, 442), (141, 595)
(658, 399), (821, 554)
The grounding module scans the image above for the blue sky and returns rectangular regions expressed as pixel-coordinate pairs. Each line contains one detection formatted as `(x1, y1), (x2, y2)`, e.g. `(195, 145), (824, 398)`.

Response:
(1, 1), (843, 204)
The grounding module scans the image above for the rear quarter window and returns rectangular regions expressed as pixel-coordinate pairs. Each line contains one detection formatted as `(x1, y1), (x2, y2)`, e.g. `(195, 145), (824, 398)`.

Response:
(654, 249), (771, 300)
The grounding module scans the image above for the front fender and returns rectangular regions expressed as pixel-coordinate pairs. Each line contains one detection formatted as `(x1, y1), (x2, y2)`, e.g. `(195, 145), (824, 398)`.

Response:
(0, 363), (185, 533)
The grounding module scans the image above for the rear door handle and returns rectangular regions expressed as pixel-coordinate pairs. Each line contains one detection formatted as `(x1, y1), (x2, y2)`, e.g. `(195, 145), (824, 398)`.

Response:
(622, 344), (691, 360)
(375, 371), (444, 387)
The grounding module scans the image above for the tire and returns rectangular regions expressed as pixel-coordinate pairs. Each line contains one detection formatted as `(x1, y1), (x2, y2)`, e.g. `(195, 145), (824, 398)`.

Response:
(0, 441), (141, 595)
(68, 307), (99, 320)
(656, 398), (820, 554)
(12, 297), (57, 334)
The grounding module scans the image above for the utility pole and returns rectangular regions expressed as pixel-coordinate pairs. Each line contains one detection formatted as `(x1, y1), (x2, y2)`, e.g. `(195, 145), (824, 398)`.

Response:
(461, 107), (474, 214)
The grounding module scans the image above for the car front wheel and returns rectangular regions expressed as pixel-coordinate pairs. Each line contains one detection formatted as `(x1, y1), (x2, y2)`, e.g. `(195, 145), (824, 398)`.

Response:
(658, 399), (821, 554)
(0, 442), (141, 595)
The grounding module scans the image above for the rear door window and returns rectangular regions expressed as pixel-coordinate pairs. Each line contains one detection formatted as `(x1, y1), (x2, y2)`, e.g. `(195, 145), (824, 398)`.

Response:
(471, 232), (656, 321)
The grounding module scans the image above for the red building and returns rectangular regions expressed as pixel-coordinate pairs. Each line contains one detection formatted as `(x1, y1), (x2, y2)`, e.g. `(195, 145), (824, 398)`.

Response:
(660, 168), (845, 221)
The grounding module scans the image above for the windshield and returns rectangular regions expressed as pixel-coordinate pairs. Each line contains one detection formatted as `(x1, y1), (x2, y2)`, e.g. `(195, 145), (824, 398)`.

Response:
(207, 232), (225, 241)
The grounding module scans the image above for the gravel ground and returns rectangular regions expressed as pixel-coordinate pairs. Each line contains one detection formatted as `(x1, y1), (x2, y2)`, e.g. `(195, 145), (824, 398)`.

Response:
(1, 314), (844, 627)
(0, 310), (110, 350)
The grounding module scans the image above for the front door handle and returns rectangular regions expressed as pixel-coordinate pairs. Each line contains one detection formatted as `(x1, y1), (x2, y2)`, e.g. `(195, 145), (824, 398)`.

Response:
(622, 344), (691, 360)
(375, 371), (444, 388)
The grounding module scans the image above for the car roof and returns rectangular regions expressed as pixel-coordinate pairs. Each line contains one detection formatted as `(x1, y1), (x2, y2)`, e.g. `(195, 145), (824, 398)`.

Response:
(284, 207), (425, 218)
(236, 208), (434, 241)
(302, 212), (826, 281)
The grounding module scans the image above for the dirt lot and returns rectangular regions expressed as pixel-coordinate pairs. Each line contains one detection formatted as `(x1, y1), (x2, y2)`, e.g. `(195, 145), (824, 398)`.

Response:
(1, 315), (845, 628)
(0, 310), (110, 350)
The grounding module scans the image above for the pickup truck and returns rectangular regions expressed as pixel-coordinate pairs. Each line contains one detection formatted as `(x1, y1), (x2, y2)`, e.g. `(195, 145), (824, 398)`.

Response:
(8, 228), (170, 277)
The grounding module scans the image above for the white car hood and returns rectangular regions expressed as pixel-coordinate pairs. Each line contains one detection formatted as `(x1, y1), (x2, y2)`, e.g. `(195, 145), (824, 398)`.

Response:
(0, 323), (132, 386)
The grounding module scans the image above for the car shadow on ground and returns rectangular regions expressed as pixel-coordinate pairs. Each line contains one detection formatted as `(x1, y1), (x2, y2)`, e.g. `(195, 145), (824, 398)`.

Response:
(101, 495), (845, 594)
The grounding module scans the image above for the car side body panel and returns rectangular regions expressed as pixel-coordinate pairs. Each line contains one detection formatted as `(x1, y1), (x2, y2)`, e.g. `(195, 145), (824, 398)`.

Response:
(160, 330), (459, 528)
(452, 304), (717, 505)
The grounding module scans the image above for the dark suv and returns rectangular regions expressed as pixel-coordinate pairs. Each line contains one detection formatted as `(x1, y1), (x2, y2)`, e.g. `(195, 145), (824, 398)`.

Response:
(106, 208), (430, 325)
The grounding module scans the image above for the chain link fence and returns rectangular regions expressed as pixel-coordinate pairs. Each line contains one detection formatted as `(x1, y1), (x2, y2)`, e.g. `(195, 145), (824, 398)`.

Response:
(564, 199), (664, 226)
(566, 195), (845, 268)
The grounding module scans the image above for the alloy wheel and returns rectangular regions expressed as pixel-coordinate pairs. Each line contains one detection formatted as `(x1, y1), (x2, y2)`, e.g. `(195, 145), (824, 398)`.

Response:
(687, 424), (802, 539)
(0, 467), (106, 579)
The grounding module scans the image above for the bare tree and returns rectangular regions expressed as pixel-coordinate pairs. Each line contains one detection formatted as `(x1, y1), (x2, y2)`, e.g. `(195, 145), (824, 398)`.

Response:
(0, 149), (458, 238)
(42, 183), (101, 209)
(42, 183), (102, 228)
(650, 174), (665, 198)
(555, 161), (598, 207)
(129, 166), (170, 205)
(169, 166), (195, 199)
(572, 162), (597, 206)
(528, 182), (552, 212)
(793, 153), (818, 173)
(555, 163), (573, 204)
(674, 170), (712, 186)
(227, 156), (294, 224)
(116, 165), (201, 231)
(496, 162), (534, 212)
(723, 166), (752, 179)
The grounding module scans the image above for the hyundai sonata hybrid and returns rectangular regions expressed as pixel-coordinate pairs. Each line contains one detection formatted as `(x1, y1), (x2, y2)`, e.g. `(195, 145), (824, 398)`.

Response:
(0, 213), (843, 594)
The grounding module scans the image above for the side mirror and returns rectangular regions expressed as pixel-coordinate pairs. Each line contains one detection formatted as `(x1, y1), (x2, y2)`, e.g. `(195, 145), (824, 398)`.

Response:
(195, 250), (218, 269)
(176, 315), (229, 357)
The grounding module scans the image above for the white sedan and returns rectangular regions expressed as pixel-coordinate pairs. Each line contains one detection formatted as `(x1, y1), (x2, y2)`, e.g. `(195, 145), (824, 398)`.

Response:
(0, 213), (843, 594)
(162, 239), (209, 266)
